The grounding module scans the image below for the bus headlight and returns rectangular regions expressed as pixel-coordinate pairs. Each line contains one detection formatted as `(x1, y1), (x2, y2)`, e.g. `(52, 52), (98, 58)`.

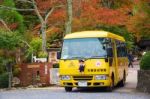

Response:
(95, 75), (108, 80)
(61, 75), (71, 80)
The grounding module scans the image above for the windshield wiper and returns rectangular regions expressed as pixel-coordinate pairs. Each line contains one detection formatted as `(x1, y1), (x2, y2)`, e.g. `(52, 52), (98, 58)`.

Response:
(89, 56), (105, 59)
(70, 56), (86, 59)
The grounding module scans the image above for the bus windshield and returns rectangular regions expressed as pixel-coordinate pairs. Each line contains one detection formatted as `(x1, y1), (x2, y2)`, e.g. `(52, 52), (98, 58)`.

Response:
(61, 38), (107, 59)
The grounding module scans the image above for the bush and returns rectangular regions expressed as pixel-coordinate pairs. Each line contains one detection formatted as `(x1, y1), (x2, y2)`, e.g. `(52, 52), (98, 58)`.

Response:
(13, 64), (21, 77)
(0, 73), (9, 88)
(38, 51), (48, 58)
(140, 51), (150, 70)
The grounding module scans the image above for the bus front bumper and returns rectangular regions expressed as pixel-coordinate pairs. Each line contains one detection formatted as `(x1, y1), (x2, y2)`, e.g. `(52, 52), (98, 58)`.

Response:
(60, 80), (111, 87)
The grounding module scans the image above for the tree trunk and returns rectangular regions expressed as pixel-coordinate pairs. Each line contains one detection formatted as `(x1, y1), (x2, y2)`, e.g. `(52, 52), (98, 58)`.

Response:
(41, 22), (47, 52)
(8, 71), (12, 89)
(32, 0), (47, 52)
(74, 0), (81, 17)
(65, 0), (73, 34)
(7, 62), (13, 89)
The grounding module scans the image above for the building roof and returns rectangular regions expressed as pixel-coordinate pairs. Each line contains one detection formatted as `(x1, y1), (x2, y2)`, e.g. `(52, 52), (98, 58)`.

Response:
(64, 31), (125, 41)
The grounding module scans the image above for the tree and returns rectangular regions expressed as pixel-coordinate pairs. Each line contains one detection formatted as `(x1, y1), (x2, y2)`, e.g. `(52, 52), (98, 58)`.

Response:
(71, 0), (131, 31)
(0, 28), (23, 64)
(0, 30), (21, 50)
(0, 0), (138, 50)
(65, 0), (73, 34)
(0, 0), (26, 33)
(0, 29), (21, 89)
(0, 57), (6, 74)
(30, 0), (64, 51)
(127, 0), (150, 41)
(0, 0), (64, 52)
(100, 0), (132, 9)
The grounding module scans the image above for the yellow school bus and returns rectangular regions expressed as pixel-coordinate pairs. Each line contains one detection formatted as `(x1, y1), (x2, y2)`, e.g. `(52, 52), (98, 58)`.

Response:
(59, 31), (128, 92)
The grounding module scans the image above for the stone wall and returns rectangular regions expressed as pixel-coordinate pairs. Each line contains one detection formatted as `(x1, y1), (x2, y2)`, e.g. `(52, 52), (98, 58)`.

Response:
(137, 70), (150, 93)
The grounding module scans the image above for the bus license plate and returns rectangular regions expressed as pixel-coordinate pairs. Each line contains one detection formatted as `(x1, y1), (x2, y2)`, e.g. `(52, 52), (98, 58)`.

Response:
(78, 81), (87, 87)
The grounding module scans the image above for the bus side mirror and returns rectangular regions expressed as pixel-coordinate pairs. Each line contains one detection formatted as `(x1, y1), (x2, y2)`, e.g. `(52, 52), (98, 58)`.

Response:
(57, 51), (61, 59)
(106, 48), (113, 57)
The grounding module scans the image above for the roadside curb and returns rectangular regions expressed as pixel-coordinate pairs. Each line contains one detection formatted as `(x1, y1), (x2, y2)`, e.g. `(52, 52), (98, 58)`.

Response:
(0, 87), (27, 92)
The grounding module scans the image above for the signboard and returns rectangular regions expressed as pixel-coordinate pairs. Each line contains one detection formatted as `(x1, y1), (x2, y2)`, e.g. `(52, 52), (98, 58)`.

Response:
(27, 65), (39, 68)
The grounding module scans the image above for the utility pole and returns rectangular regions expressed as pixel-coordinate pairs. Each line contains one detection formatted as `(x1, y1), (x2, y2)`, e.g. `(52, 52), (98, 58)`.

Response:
(65, 0), (73, 34)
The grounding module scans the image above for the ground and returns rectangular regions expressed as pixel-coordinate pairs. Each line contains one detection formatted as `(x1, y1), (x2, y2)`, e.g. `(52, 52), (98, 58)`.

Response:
(0, 61), (150, 99)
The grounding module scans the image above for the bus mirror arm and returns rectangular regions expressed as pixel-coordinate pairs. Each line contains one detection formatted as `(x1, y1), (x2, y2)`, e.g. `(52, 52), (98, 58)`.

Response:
(105, 57), (109, 62)
(57, 51), (61, 59)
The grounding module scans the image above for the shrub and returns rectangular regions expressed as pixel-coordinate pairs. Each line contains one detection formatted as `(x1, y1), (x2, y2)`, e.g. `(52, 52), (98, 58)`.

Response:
(38, 51), (48, 58)
(13, 64), (21, 77)
(140, 51), (150, 70)
(0, 73), (9, 88)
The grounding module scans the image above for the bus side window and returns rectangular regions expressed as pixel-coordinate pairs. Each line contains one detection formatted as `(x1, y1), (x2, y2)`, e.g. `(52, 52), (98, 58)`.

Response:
(106, 40), (113, 57)
(124, 43), (127, 57)
(116, 41), (127, 57)
(120, 43), (127, 57)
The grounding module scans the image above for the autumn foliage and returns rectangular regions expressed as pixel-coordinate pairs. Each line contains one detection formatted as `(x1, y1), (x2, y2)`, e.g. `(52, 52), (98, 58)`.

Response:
(34, 0), (133, 34)
(1, 0), (149, 44)
(127, 0), (150, 41)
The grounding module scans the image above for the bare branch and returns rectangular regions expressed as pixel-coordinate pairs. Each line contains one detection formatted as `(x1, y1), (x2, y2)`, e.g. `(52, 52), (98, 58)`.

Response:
(54, 5), (65, 8)
(31, 0), (47, 51)
(0, 18), (11, 32)
(20, 39), (31, 48)
(45, 5), (64, 23)
(45, 7), (54, 23)
(31, 0), (44, 22)
(0, 5), (34, 11)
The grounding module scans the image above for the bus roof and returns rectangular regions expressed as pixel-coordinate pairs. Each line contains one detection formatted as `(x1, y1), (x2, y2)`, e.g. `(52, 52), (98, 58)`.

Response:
(64, 31), (125, 41)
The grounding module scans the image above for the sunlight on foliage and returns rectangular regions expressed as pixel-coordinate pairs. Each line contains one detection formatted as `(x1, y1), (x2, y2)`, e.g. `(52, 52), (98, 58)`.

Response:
(26, 37), (42, 57)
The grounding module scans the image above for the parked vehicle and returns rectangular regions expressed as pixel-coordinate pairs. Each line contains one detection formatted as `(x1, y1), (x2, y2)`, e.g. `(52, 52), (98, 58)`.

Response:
(59, 31), (128, 92)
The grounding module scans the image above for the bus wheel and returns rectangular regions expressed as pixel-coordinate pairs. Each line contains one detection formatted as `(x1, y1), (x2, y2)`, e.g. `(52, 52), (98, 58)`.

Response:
(65, 87), (72, 92)
(107, 76), (114, 92)
(120, 71), (126, 87)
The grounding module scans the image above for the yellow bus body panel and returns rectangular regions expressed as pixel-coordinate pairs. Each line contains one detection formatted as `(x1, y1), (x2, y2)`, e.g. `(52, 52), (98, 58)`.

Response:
(59, 59), (111, 87)
(59, 59), (109, 75)
(64, 31), (125, 42)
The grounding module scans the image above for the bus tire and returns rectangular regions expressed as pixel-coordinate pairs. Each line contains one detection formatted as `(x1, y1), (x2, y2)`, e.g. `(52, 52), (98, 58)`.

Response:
(65, 87), (72, 92)
(107, 75), (114, 92)
(120, 71), (126, 87)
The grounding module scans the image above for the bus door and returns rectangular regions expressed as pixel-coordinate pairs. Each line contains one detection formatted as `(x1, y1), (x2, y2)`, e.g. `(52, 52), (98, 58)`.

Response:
(107, 39), (119, 85)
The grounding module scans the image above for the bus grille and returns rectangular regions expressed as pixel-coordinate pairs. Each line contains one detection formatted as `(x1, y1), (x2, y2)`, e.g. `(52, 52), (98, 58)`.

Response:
(73, 76), (93, 81)
(87, 69), (106, 72)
